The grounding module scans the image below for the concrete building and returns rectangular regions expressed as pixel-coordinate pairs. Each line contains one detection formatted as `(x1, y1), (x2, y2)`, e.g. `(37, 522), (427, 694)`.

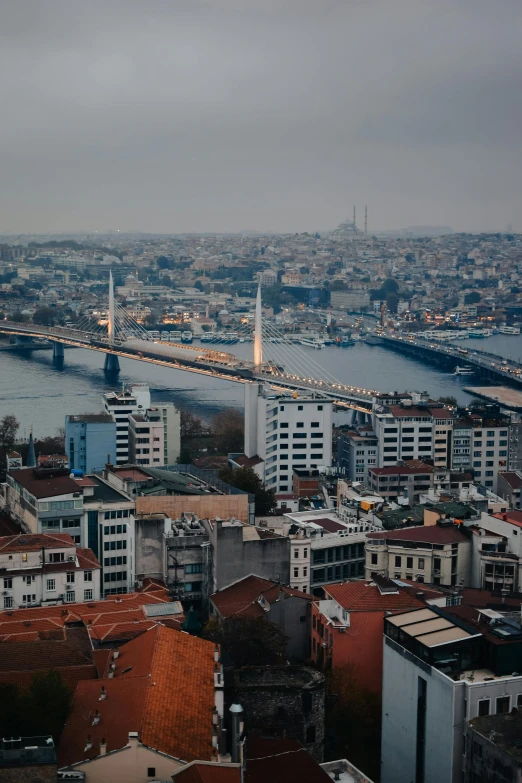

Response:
(366, 521), (471, 587)
(368, 464), (435, 503)
(452, 407), (511, 493)
(0, 736), (57, 783)
(128, 409), (165, 466)
(465, 711), (522, 783)
(330, 289), (370, 311)
(235, 666), (326, 762)
(244, 383), (333, 494)
(155, 403), (181, 465)
(373, 401), (437, 466)
(103, 383), (151, 464)
(337, 427), (378, 482)
(381, 605), (522, 783)
(211, 574), (312, 659)
(6, 466), (85, 537)
(0, 532), (100, 609)
(65, 413), (116, 474)
(497, 471), (522, 509)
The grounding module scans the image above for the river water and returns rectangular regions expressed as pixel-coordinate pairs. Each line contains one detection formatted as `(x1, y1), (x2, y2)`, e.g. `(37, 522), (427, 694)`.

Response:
(2, 333), (522, 438)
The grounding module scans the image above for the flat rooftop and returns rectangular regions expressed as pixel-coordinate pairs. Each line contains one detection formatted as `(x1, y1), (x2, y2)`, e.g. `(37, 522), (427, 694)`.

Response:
(464, 385), (522, 412)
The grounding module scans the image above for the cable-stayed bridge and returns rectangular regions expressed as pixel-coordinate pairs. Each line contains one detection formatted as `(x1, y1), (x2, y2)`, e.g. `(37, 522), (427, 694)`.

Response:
(0, 278), (375, 411)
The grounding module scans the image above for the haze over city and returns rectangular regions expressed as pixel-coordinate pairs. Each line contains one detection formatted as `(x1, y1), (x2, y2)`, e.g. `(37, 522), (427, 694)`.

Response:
(1, 0), (521, 235)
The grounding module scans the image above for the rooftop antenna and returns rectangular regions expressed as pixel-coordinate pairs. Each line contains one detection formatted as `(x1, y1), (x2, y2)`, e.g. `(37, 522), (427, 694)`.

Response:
(364, 205), (368, 236)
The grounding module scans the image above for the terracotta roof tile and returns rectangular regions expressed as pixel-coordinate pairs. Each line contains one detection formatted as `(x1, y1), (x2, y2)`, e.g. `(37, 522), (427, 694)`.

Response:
(8, 468), (83, 499)
(211, 575), (312, 620)
(323, 581), (425, 612)
(245, 737), (331, 783)
(58, 626), (218, 766)
(367, 525), (468, 544)
(173, 763), (241, 783)
(0, 532), (76, 553)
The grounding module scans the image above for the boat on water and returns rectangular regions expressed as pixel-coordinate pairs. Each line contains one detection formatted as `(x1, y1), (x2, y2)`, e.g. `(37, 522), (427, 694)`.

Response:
(299, 338), (325, 349)
(468, 329), (487, 338)
(500, 325), (521, 335)
(453, 366), (474, 376)
(200, 333), (214, 342)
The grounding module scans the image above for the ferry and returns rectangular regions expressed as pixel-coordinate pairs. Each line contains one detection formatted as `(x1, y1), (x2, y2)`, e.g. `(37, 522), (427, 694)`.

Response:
(169, 330), (182, 342)
(453, 366), (474, 376)
(468, 329), (487, 338)
(500, 325), (521, 335)
(200, 333), (214, 343)
(300, 338), (325, 349)
(181, 331), (193, 343)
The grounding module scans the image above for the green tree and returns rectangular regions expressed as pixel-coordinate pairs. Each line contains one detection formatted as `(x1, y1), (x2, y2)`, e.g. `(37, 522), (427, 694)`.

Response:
(33, 307), (57, 326)
(464, 291), (481, 305)
(11, 311), (28, 322)
(438, 396), (458, 408)
(0, 414), (19, 449)
(218, 466), (276, 515)
(386, 291), (399, 314)
(202, 616), (287, 668)
(0, 671), (71, 743)
(211, 409), (244, 454)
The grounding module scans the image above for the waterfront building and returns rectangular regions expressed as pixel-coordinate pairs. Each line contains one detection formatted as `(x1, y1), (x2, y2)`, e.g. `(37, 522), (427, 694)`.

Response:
(103, 383), (151, 464)
(65, 413), (116, 474)
(128, 408), (165, 466)
(243, 383), (333, 495)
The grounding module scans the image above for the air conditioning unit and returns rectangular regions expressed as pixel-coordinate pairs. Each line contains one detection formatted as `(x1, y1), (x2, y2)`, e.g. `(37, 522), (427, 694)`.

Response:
(68, 556), (75, 561)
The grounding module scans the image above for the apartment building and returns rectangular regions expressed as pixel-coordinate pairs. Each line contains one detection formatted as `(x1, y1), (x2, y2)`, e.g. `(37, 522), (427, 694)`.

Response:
(128, 409), (164, 466)
(103, 383), (151, 464)
(0, 532), (100, 609)
(365, 522), (470, 586)
(381, 606), (522, 783)
(368, 464), (435, 503)
(244, 383), (333, 494)
(373, 401), (437, 465)
(65, 413), (116, 473)
(79, 475), (136, 596)
(452, 407), (511, 493)
(6, 465), (84, 537)
(337, 427), (378, 482)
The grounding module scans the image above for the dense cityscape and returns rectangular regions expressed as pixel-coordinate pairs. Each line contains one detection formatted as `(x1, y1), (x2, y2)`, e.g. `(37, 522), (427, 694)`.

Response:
(2, 1), (522, 782)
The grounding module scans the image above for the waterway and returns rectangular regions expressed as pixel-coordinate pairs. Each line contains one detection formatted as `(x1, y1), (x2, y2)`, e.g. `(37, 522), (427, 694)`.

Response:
(2, 334), (522, 437)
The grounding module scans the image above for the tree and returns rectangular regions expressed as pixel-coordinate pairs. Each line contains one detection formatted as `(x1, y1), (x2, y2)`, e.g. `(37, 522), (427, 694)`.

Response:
(0, 670), (71, 743)
(202, 616), (287, 668)
(0, 414), (19, 449)
(464, 291), (481, 305)
(11, 311), (28, 322)
(211, 409), (244, 454)
(33, 307), (56, 326)
(218, 466), (277, 515)
(180, 409), (208, 439)
(385, 292), (399, 314)
(438, 396), (457, 408)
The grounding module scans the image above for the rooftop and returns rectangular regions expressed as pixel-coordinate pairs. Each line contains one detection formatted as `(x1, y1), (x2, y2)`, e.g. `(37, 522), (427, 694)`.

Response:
(367, 523), (468, 545)
(498, 472), (522, 490)
(0, 531), (75, 554)
(387, 607), (478, 648)
(493, 510), (522, 529)
(173, 762), (241, 783)
(67, 414), (114, 423)
(58, 625), (219, 766)
(245, 736), (332, 783)
(9, 468), (82, 500)
(370, 465), (434, 477)
(469, 710), (522, 763)
(83, 475), (132, 504)
(0, 736), (56, 768)
(323, 580), (425, 613)
(211, 574), (311, 620)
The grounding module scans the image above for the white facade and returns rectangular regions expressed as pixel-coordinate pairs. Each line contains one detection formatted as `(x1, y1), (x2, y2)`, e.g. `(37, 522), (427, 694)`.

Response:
(128, 410), (165, 466)
(103, 383), (151, 465)
(0, 534), (101, 609)
(469, 424), (509, 493)
(244, 383), (333, 493)
(155, 403), (181, 464)
(373, 409), (435, 466)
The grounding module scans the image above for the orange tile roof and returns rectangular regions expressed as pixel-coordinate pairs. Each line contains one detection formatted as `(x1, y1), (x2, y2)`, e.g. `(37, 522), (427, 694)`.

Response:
(0, 532), (76, 553)
(211, 575), (312, 620)
(58, 626), (219, 766)
(323, 581), (425, 612)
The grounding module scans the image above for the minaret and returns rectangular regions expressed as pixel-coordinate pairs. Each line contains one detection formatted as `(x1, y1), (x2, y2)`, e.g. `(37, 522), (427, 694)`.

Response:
(364, 205), (368, 236)
(353, 205), (357, 230)
(108, 270), (115, 344)
(254, 285), (263, 369)
(27, 428), (36, 469)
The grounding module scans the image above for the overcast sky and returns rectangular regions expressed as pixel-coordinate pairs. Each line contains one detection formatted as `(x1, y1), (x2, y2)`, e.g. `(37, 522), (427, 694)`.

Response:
(1, 0), (521, 234)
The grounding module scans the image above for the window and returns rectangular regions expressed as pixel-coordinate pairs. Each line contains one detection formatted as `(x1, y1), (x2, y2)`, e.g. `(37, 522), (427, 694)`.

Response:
(418, 558), (425, 570)
(311, 422), (320, 427)
(3, 578), (12, 589)
(3, 597), (13, 609)
(478, 699), (490, 717)
(84, 571), (93, 582)
(49, 552), (65, 563)
(371, 553), (378, 565)
(406, 557), (413, 569)
(303, 567), (307, 577)
(318, 405), (323, 411)
(486, 451), (494, 457)
(65, 592), (75, 603)
(294, 568), (299, 578)
(304, 548), (308, 559)
(46, 578), (56, 591)
(147, 769), (156, 778)
(280, 423), (288, 428)
(487, 430), (495, 437)
(298, 405), (303, 411)
(486, 440), (494, 447)
(66, 572), (75, 583)
(394, 556), (401, 567)
(84, 589), (93, 601)
(294, 549), (299, 558)
(293, 433), (306, 439)
(22, 594), (36, 604)
(496, 696), (510, 714)
(185, 563), (203, 574)
(517, 694), (522, 709)
(311, 454), (323, 459)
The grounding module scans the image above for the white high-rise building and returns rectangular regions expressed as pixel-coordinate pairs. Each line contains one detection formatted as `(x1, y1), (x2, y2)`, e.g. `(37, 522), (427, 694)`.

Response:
(128, 409), (165, 466)
(103, 383), (151, 465)
(244, 383), (333, 494)
(155, 404), (181, 465)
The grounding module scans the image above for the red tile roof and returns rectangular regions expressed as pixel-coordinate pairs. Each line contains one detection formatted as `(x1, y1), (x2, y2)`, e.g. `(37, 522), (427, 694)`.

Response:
(323, 581), (425, 612)
(367, 525), (468, 544)
(173, 763), (241, 783)
(58, 625), (218, 766)
(211, 575), (312, 620)
(498, 472), (522, 490)
(492, 511), (522, 529)
(9, 468), (83, 499)
(245, 737), (331, 783)
(309, 517), (346, 533)
(0, 532), (75, 553)
(0, 589), (172, 643)
(232, 455), (264, 468)
(388, 405), (435, 418)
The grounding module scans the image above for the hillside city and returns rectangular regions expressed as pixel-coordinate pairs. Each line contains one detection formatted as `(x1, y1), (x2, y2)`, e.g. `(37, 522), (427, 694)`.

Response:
(1, 221), (522, 783)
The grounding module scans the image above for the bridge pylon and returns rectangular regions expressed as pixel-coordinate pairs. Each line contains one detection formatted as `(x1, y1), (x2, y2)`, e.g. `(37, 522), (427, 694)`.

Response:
(104, 271), (120, 374)
(52, 341), (64, 361)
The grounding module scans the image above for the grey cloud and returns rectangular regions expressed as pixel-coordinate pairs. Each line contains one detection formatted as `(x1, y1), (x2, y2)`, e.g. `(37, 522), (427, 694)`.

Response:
(0, 0), (521, 233)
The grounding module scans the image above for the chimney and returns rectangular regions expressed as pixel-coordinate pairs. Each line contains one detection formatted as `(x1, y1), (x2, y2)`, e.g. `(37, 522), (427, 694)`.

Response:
(229, 703), (244, 764)
(99, 738), (107, 756)
(127, 731), (139, 749)
(84, 735), (93, 752)
(92, 709), (100, 725)
(113, 650), (120, 660)
(99, 686), (107, 701)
